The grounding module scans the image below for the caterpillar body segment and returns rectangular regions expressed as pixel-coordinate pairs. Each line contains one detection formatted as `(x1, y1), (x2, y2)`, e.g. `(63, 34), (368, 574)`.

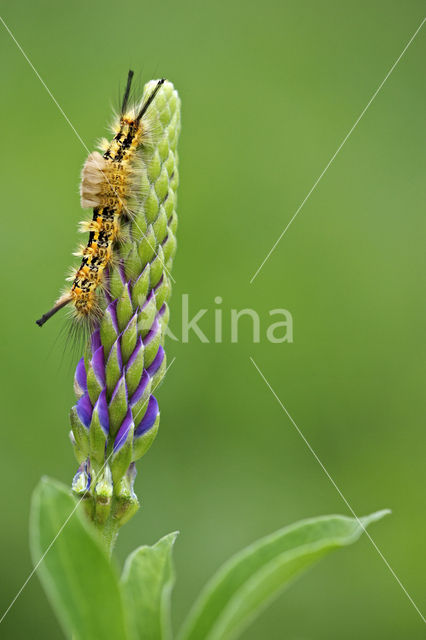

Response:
(36, 73), (165, 329)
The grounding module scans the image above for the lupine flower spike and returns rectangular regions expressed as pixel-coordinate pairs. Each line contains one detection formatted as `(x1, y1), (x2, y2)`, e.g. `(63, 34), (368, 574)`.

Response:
(70, 79), (181, 547)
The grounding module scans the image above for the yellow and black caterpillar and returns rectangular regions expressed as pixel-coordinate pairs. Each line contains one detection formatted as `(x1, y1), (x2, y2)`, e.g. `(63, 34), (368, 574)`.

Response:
(36, 71), (164, 328)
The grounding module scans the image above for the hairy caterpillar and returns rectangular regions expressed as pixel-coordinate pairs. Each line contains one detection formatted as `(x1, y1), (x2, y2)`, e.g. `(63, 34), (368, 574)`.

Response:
(36, 71), (164, 329)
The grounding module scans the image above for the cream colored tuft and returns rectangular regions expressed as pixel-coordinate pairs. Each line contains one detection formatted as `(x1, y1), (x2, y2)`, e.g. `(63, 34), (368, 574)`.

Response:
(98, 137), (110, 152)
(80, 151), (107, 208)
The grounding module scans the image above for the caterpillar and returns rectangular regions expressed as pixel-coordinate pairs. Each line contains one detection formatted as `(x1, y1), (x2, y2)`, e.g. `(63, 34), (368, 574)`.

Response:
(36, 71), (164, 329)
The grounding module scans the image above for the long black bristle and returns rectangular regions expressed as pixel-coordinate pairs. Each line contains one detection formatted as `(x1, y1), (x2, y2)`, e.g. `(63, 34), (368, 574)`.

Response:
(136, 78), (165, 121)
(121, 69), (135, 114)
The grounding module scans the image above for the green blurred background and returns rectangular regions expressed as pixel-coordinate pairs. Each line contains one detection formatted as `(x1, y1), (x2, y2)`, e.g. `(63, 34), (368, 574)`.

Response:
(1, 1), (425, 637)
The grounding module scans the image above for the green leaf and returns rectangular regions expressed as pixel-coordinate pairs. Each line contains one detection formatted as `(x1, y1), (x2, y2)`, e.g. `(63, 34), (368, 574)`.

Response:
(131, 264), (150, 308)
(132, 413), (160, 461)
(69, 406), (89, 464)
(100, 306), (119, 357)
(178, 510), (389, 640)
(106, 340), (122, 398)
(138, 296), (157, 338)
(138, 224), (157, 267)
(117, 284), (134, 332)
(125, 341), (145, 398)
(121, 532), (179, 640)
(30, 477), (128, 640)
(121, 314), (138, 365)
(88, 402), (108, 473)
(162, 232), (177, 265)
(150, 245), (166, 288)
(110, 422), (134, 488)
(109, 266), (125, 301)
(154, 166), (170, 205)
(131, 208), (148, 242)
(153, 206), (169, 245)
(109, 375), (128, 438)
(154, 275), (171, 311)
(124, 243), (143, 282)
(86, 362), (103, 406)
(144, 331), (161, 369)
